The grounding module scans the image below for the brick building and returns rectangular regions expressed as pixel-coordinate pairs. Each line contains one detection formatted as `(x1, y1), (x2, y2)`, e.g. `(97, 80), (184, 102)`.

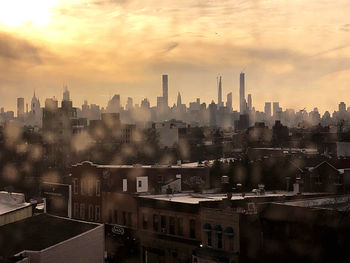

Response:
(69, 161), (210, 226)
(136, 194), (225, 263)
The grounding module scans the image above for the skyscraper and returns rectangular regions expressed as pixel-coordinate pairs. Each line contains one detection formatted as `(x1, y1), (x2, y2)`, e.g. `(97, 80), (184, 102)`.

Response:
(107, 94), (121, 113)
(141, 98), (150, 109)
(247, 94), (252, 110)
(226, 92), (232, 111)
(17, 97), (24, 118)
(265, 102), (271, 117)
(273, 102), (280, 116)
(218, 76), (223, 107)
(63, 85), (70, 101)
(339, 102), (346, 112)
(162, 75), (168, 108)
(177, 92), (182, 107)
(209, 100), (217, 127)
(239, 72), (246, 113)
(126, 97), (133, 111)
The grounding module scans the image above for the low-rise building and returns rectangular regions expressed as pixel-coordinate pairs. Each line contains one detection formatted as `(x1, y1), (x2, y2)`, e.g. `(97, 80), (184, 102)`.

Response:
(0, 214), (104, 263)
(137, 194), (224, 263)
(259, 195), (350, 263)
(0, 191), (32, 227)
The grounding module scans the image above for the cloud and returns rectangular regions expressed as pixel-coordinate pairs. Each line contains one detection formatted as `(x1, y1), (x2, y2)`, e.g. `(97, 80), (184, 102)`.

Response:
(0, 31), (42, 64)
(310, 45), (350, 58)
(163, 42), (178, 53)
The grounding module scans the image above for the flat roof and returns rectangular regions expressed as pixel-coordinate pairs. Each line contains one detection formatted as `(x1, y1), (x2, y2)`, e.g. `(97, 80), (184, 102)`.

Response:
(72, 161), (206, 169)
(278, 195), (350, 211)
(0, 192), (31, 216)
(0, 202), (31, 216)
(138, 191), (321, 204)
(98, 164), (205, 169)
(0, 214), (101, 262)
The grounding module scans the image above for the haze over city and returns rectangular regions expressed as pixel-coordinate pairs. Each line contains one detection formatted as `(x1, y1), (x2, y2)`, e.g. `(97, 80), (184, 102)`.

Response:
(1, 0), (350, 112)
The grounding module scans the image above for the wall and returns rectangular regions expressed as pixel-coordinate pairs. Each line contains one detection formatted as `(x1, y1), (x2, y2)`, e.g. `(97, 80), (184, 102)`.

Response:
(0, 206), (32, 226)
(25, 224), (104, 263)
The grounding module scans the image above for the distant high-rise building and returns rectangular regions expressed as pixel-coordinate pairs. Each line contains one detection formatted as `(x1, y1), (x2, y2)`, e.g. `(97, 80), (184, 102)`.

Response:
(247, 94), (252, 110)
(273, 102), (280, 116)
(126, 97), (133, 111)
(209, 100), (217, 127)
(82, 100), (89, 118)
(29, 92), (42, 127)
(107, 94), (121, 113)
(162, 75), (168, 108)
(17, 97), (24, 118)
(239, 72), (246, 113)
(226, 92), (232, 111)
(177, 92), (182, 107)
(31, 91), (40, 114)
(141, 98), (150, 109)
(339, 102), (346, 112)
(157, 96), (164, 109)
(218, 76), (223, 107)
(63, 85), (70, 101)
(265, 102), (271, 117)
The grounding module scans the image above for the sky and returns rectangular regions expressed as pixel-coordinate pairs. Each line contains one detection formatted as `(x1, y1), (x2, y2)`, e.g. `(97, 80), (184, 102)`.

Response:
(0, 0), (350, 113)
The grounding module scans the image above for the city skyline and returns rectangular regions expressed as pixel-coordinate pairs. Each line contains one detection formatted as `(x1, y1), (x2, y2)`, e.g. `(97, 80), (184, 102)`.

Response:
(2, 73), (350, 116)
(0, 1), (350, 112)
(2, 2), (350, 263)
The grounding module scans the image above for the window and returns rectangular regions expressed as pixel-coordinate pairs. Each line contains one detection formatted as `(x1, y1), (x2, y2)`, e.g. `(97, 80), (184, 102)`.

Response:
(114, 210), (118, 224)
(142, 213), (148, 229)
(123, 179), (127, 192)
(227, 236), (234, 251)
(177, 218), (183, 236)
(207, 232), (212, 247)
(153, 214), (159, 231)
(214, 225), (223, 248)
(190, 219), (196, 238)
(96, 180), (101, 196)
(169, 216), (175, 235)
(217, 233), (223, 249)
(161, 215), (167, 233)
(80, 180), (85, 195)
(74, 203), (79, 218)
(138, 180), (142, 188)
(224, 227), (234, 251)
(88, 180), (93, 196)
(80, 204), (85, 219)
(95, 206), (100, 221)
(73, 178), (78, 194)
(88, 205), (94, 220)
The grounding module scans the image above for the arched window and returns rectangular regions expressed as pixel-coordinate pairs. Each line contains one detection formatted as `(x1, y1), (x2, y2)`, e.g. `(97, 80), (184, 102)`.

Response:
(203, 223), (212, 247)
(214, 225), (223, 249)
(224, 227), (234, 251)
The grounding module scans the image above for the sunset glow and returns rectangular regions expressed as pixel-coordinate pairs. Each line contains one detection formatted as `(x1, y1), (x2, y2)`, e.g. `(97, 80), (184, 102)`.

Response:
(0, 0), (349, 113)
(0, 0), (58, 27)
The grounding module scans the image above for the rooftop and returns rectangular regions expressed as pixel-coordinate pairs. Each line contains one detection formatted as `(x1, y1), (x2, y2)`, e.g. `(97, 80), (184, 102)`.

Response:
(139, 191), (321, 204)
(73, 160), (207, 169)
(0, 191), (31, 216)
(0, 214), (101, 262)
(278, 195), (350, 211)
